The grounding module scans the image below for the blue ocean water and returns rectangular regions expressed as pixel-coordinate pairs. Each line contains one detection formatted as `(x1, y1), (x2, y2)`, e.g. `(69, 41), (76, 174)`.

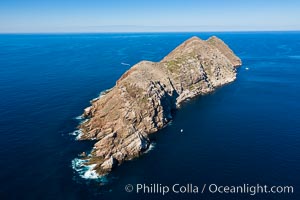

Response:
(0, 32), (299, 200)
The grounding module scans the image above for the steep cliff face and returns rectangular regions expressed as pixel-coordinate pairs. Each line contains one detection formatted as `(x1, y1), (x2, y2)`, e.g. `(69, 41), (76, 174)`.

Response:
(77, 36), (241, 175)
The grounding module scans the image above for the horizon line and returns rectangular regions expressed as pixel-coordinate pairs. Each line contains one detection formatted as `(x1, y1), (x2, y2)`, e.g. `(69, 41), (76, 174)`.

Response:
(1, 30), (300, 34)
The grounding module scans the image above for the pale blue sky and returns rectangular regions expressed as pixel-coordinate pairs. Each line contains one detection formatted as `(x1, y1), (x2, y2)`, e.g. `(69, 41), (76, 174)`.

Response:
(1, 0), (300, 32)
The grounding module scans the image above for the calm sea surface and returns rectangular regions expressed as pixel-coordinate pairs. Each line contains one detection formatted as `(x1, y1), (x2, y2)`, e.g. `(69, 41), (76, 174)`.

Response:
(0, 32), (299, 200)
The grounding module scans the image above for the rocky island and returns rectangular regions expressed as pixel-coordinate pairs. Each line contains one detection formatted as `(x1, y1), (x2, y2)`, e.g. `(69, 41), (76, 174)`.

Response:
(76, 36), (241, 176)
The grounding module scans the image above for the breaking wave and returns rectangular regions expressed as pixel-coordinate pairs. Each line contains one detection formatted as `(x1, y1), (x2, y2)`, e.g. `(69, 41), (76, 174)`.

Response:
(72, 158), (101, 180)
(69, 129), (83, 140)
(144, 142), (156, 154)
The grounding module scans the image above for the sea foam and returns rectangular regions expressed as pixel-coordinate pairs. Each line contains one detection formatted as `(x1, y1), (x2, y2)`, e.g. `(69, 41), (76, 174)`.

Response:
(74, 115), (83, 120)
(69, 129), (83, 140)
(144, 142), (156, 154)
(72, 158), (100, 179)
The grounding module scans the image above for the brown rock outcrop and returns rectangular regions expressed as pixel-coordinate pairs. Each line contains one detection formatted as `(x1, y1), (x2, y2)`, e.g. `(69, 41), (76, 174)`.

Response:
(76, 36), (241, 176)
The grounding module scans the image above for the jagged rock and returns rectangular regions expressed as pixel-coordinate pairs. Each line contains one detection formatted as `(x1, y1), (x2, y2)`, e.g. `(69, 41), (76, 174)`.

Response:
(100, 156), (118, 171)
(79, 152), (86, 157)
(83, 106), (92, 118)
(77, 36), (242, 175)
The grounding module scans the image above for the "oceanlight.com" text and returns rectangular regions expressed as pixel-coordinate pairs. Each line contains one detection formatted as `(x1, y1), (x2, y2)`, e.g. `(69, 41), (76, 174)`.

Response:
(124, 183), (294, 196)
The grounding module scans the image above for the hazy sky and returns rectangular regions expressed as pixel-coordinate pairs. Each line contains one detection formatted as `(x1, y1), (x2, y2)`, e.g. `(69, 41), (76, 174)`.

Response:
(1, 0), (300, 32)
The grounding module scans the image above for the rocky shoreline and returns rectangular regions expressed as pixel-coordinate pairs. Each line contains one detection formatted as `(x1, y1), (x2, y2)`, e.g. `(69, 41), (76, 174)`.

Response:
(74, 36), (241, 176)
